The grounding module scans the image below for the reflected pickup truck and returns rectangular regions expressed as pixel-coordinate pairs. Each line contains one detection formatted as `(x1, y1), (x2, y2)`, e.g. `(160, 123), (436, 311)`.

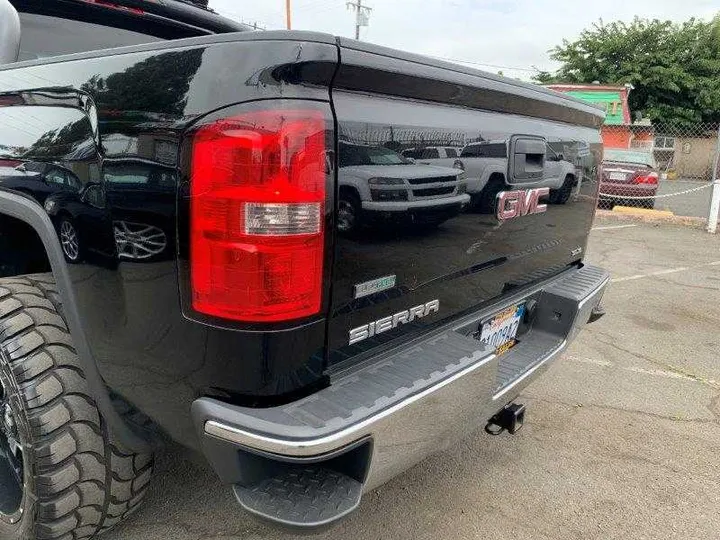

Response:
(0, 1), (608, 537)
(413, 141), (579, 211)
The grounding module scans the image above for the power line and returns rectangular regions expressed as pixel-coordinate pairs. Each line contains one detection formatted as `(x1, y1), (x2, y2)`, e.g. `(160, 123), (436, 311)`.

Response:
(294, 0), (338, 12)
(0, 116), (39, 139)
(427, 55), (542, 73)
(208, 2), (543, 74)
(214, 8), (279, 29)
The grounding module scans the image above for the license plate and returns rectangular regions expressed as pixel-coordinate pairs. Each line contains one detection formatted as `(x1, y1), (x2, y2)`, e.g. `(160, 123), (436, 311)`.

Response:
(608, 172), (626, 181)
(479, 303), (525, 355)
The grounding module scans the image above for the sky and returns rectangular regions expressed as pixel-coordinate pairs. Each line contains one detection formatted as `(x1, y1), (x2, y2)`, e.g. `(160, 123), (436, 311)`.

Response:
(208, 0), (718, 81)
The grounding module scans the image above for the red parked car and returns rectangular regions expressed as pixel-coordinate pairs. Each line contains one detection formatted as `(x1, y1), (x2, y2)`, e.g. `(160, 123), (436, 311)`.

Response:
(599, 149), (659, 208)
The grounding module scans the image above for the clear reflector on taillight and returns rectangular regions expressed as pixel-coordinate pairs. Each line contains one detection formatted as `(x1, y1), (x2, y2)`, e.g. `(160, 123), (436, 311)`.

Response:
(190, 107), (327, 323)
(244, 202), (321, 235)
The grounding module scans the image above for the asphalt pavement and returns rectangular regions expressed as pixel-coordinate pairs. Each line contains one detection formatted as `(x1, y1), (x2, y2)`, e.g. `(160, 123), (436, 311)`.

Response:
(105, 217), (720, 540)
(649, 179), (713, 218)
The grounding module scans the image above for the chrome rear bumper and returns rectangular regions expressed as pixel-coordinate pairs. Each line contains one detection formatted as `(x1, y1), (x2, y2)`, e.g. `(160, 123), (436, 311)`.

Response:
(193, 265), (608, 491)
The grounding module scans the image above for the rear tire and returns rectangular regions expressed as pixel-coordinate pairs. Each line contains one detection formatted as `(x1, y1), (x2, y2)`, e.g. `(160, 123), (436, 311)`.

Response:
(0, 274), (153, 540)
(549, 175), (574, 204)
(476, 176), (505, 214)
(338, 191), (362, 234)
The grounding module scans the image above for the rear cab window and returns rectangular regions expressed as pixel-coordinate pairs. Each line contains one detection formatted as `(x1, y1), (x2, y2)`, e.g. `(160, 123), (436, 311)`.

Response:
(421, 148), (440, 159)
(17, 13), (162, 61)
(6, 0), (249, 61)
(401, 149), (422, 159)
(461, 143), (507, 158)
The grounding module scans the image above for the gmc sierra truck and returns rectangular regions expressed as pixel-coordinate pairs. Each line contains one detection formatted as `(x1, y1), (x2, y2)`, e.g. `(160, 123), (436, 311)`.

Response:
(0, 1), (609, 538)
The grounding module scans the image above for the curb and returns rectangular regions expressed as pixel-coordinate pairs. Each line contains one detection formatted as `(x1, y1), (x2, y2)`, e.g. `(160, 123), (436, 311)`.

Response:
(612, 206), (675, 218)
(595, 209), (707, 229)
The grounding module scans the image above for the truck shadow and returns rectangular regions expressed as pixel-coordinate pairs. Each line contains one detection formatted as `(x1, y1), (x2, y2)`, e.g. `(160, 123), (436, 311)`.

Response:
(104, 424), (508, 540)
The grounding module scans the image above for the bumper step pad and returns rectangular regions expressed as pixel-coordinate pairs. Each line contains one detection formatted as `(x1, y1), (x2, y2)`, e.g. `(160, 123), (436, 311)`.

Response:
(233, 466), (362, 528)
(495, 332), (563, 393)
(494, 265), (609, 394)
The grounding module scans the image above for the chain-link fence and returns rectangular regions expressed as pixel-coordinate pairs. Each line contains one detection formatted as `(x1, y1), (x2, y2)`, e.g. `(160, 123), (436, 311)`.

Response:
(337, 122), (720, 230)
(600, 123), (720, 225)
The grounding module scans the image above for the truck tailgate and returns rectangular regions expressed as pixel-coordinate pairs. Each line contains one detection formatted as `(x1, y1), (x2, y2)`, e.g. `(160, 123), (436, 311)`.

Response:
(327, 40), (604, 365)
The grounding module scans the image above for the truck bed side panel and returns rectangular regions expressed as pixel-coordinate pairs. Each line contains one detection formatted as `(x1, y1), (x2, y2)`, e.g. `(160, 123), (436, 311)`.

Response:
(0, 36), (338, 447)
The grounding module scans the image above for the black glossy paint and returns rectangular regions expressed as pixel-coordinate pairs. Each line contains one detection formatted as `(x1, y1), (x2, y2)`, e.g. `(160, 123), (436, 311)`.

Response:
(327, 45), (602, 367)
(0, 35), (339, 447)
(0, 31), (602, 450)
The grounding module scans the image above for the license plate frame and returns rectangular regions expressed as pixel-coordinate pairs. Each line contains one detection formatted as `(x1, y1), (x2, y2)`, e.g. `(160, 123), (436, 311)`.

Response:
(478, 303), (525, 355)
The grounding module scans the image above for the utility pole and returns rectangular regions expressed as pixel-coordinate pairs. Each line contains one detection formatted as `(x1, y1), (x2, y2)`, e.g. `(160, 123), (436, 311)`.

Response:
(708, 124), (720, 234)
(285, 0), (291, 30)
(346, 0), (371, 40)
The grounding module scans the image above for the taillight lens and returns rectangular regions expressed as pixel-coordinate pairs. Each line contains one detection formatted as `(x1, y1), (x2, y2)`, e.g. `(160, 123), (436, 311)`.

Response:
(80, 0), (145, 15)
(634, 172), (658, 185)
(190, 108), (327, 323)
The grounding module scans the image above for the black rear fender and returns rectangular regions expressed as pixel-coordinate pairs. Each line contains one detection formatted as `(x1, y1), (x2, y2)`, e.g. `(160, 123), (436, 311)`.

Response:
(0, 32), (339, 450)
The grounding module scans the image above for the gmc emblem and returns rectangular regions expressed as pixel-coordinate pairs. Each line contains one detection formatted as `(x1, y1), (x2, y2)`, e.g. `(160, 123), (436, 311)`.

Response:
(496, 188), (550, 220)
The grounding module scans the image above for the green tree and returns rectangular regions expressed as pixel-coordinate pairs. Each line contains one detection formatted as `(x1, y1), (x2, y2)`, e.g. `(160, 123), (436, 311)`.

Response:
(80, 49), (203, 117)
(535, 15), (720, 126)
(24, 118), (94, 160)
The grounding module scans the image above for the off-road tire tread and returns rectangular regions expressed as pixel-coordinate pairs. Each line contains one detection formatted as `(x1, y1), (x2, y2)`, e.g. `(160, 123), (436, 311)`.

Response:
(0, 273), (153, 539)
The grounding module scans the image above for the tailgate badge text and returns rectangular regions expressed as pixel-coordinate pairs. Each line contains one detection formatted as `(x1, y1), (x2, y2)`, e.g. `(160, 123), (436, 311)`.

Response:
(349, 300), (440, 345)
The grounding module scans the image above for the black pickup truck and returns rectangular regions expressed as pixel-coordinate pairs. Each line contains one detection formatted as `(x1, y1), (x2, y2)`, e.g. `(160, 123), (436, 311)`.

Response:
(0, 1), (609, 538)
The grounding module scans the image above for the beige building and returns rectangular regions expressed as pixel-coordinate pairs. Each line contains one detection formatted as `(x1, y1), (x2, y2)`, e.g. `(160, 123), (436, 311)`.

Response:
(654, 132), (718, 180)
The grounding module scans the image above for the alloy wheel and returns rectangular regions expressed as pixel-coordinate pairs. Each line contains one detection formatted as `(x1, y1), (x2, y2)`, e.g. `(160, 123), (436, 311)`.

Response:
(113, 221), (167, 260)
(60, 220), (80, 261)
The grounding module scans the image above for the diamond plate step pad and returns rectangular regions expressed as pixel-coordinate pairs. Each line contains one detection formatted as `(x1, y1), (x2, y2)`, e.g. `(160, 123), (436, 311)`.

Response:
(233, 466), (362, 528)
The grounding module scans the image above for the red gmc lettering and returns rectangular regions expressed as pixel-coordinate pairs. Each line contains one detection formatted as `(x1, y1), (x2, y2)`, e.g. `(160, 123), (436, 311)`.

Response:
(496, 188), (550, 220)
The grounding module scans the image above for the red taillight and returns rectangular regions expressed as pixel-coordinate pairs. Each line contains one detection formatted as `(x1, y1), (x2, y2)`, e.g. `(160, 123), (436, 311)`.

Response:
(634, 172), (658, 185)
(80, 0), (145, 15)
(190, 108), (327, 323)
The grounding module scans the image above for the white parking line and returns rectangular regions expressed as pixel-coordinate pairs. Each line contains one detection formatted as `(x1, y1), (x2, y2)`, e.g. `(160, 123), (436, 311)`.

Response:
(612, 267), (688, 282)
(565, 355), (720, 387)
(611, 260), (720, 283)
(591, 224), (637, 231)
(568, 356), (613, 367)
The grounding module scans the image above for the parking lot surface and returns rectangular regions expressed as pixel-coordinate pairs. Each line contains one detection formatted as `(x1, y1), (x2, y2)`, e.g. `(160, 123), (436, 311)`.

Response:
(106, 217), (720, 540)
(654, 179), (714, 218)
